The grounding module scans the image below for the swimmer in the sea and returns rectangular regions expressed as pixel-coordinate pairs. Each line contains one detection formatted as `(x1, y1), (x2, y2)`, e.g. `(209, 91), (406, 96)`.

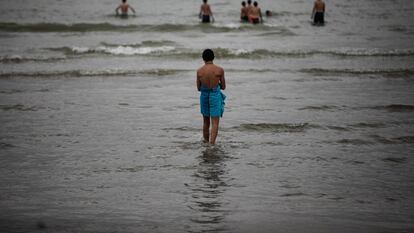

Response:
(249, 1), (263, 24)
(265, 10), (272, 17)
(115, 0), (136, 18)
(311, 0), (325, 25)
(246, 0), (253, 18)
(240, 1), (249, 22)
(197, 49), (226, 145)
(199, 0), (214, 23)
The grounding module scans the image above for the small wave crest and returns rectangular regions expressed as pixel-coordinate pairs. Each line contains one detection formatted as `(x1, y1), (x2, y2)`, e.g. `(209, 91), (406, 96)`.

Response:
(0, 142), (16, 149)
(298, 105), (341, 111)
(0, 22), (289, 33)
(382, 157), (407, 163)
(0, 55), (66, 63)
(100, 40), (175, 48)
(50, 45), (175, 56)
(44, 45), (414, 59)
(0, 69), (186, 78)
(371, 135), (414, 144)
(371, 104), (414, 112)
(300, 68), (414, 77)
(232, 123), (315, 133)
(320, 48), (414, 57)
(335, 139), (372, 145)
(0, 104), (37, 111)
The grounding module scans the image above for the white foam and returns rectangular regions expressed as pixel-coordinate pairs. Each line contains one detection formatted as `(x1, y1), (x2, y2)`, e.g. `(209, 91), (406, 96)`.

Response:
(72, 46), (175, 55)
(220, 23), (241, 29)
(231, 49), (251, 55)
(72, 47), (90, 53)
(324, 48), (414, 56)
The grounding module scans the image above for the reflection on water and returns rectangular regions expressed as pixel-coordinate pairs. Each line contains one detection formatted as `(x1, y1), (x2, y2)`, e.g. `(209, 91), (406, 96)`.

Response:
(188, 145), (229, 232)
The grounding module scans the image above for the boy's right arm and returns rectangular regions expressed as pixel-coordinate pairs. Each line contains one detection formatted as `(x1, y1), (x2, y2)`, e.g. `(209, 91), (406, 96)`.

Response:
(220, 68), (226, 90)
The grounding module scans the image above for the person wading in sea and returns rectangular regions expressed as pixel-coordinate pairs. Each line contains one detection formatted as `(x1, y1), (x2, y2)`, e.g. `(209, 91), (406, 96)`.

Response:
(115, 0), (136, 17)
(240, 1), (249, 22)
(249, 1), (263, 24)
(199, 0), (214, 23)
(197, 49), (226, 145)
(246, 0), (253, 18)
(311, 0), (325, 25)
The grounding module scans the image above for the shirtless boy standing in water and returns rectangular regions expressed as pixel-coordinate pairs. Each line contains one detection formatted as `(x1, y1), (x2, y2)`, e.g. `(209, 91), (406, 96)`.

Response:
(311, 0), (325, 25)
(249, 1), (263, 24)
(115, 0), (136, 17)
(199, 0), (214, 23)
(197, 49), (226, 145)
(240, 1), (249, 22)
(246, 0), (253, 17)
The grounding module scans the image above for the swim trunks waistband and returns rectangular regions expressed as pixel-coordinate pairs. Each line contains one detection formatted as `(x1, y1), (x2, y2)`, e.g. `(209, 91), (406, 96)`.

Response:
(200, 85), (220, 92)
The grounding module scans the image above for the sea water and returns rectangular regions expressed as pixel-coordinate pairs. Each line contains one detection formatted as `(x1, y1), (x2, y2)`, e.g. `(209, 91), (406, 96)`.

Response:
(1, 0), (414, 232)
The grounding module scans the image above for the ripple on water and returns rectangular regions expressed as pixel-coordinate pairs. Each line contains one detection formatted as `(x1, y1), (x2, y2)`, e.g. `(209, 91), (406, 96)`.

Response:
(371, 104), (414, 112)
(279, 184), (301, 189)
(348, 122), (386, 128)
(116, 165), (147, 173)
(0, 104), (37, 111)
(298, 105), (342, 111)
(370, 135), (414, 144)
(0, 142), (16, 149)
(279, 192), (307, 197)
(335, 139), (373, 145)
(163, 126), (199, 132)
(382, 157), (407, 164)
(232, 123), (316, 133)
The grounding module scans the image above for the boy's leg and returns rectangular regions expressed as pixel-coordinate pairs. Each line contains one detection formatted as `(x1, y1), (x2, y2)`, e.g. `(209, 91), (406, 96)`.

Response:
(210, 117), (220, 144)
(203, 116), (210, 143)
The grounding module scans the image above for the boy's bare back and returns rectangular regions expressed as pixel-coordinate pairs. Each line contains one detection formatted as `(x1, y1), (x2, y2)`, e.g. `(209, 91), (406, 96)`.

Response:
(314, 0), (325, 12)
(197, 63), (225, 90)
(119, 3), (130, 13)
(200, 4), (212, 16)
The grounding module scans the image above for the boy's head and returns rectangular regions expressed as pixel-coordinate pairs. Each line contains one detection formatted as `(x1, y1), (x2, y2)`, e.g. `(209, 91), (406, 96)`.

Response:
(202, 49), (214, 62)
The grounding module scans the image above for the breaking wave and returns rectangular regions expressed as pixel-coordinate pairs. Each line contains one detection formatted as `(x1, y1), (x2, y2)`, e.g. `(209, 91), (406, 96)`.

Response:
(45, 45), (414, 59)
(0, 55), (66, 63)
(49, 45), (176, 56)
(0, 22), (293, 33)
(0, 69), (187, 78)
(300, 68), (414, 77)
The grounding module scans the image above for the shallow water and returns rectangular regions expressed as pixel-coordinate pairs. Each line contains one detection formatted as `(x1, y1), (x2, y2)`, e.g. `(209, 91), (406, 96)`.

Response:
(1, 0), (414, 232)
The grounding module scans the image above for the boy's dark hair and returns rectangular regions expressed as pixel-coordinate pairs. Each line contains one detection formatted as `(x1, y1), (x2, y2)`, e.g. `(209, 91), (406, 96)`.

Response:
(253, 1), (258, 6)
(122, 0), (126, 2)
(242, 1), (246, 6)
(202, 49), (214, 62)
(247, 0), (251, 4)
(203, 0), (207, 3)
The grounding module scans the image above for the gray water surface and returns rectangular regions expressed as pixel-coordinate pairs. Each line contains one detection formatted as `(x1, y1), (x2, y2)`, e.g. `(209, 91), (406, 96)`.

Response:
(1, 0), (414, 232)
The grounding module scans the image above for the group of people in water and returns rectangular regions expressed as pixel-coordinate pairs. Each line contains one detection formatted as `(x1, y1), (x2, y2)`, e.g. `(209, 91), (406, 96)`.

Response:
(199, 0), (264, 24)
(116, 0), (326, 25)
